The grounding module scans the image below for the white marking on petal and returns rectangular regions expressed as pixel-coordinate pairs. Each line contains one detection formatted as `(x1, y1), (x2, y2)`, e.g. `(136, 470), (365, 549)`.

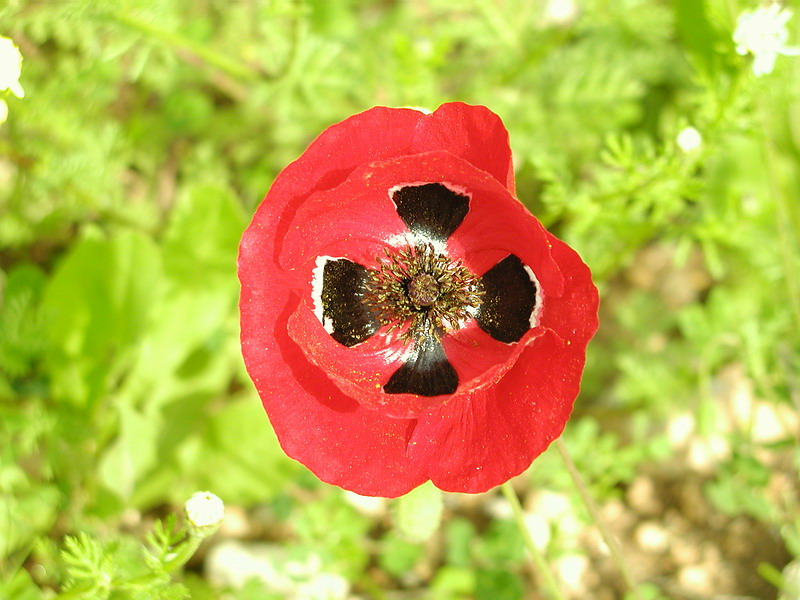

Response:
(384, 231), (415, 250)
(524, 264), (544, 328)
(311, 256), (342, 335)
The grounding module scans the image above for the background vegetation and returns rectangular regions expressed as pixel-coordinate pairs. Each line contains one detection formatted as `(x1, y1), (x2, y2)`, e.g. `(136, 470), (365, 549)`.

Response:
(1, 0), (798, 598)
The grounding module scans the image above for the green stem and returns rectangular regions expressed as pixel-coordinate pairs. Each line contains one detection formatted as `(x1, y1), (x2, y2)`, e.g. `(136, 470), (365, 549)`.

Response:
(556, 439), (643, 600)
(162, 534), (204, 572)
(108, 11), (261, 82)
(500, 481), (566, 600)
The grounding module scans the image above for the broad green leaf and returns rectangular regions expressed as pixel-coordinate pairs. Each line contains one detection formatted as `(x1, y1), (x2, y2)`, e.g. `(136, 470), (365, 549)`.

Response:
(475, 569), (524, 600)
(0, 264), (47, 381)
(162, 184), (246, 290)
(379, 532), (424, 578)
(0, 566), (43, 600)
(118, 289), (236, 410)
(393, 481), (443, 543)
(674, 0), (725, 77)
(42, 229), (163, 407)
(0, 480), (60, 560)
(431, 566), (476, 598)
(174, 395), (297, 504)
(98, 402), (162, 500)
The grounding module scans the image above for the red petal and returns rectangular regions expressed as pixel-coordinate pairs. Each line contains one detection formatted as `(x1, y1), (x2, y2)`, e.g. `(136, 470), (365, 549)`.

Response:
(448, 194), (564, 298)
(262, 102), (514, 269)
(286, 288), (452, 418)
(442, 320), (546, 393)
(277, 171), (410, 271)
(263, 107), (425, 267)
(413, 103), (515, 194)
(408, 234), (599, 493)
(537, 232), (600, 347)
(239, 210), (426, 498)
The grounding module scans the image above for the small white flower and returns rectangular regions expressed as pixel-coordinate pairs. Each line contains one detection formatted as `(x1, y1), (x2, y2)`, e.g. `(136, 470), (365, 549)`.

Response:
(0, 99), (7, 125)
(733, 3), (800, 76)
(543, 0), (579, 26)
(0, 36), (24, 98)
(676, 126), (702, 153)
(185, 491), (225, 535)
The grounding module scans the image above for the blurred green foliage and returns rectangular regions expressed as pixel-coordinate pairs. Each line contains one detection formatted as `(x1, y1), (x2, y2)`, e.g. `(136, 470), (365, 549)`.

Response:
(1, 0), (799, 598)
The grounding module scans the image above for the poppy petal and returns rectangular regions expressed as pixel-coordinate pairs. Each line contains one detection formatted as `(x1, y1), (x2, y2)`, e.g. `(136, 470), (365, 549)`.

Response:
(441, 320), (545, 394)
(279, 152), (550, 411)
(446, 192), (564, 298)
(408, 235), (599, 492)
(413, 102), (515, 194)
(278, 175), (410, 272)
(287, 289), (450, 419)
(266, 107), (425, 264)
(239, 202), (426, 499)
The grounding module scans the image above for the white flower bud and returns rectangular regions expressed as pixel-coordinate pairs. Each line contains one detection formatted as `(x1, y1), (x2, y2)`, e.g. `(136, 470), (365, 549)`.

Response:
(543, 0), (579, 26)
(676, 126), (702, 153)
(185, 491), (225, 537)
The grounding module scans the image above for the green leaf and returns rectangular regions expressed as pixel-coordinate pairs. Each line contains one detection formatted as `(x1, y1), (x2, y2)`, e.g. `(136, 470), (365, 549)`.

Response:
(61, 533), (111, 594)
(474, 520), (524, 566)
(173, 395), (297, 505)
(379, 533), (424, 578)
(117, 288), (236, 411)
(393, 481), (443, 543)
(0, 264), (47, 380)
(98, 402), (162, 501)
(475, 569), (523, 600)
(0, 480), (60, 560)
(674, 0), (723, 77)
(42, 229), (163, 406)
(444, 518), (476, 568)
(430, 566), (476, 598)
(162, 184), (246, 290)
(292, 492), (371, 579)
(0, 566), (42, 600)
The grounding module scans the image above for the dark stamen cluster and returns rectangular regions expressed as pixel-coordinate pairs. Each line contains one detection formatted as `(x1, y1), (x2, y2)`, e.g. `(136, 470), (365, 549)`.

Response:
(365, 243), (483, 342)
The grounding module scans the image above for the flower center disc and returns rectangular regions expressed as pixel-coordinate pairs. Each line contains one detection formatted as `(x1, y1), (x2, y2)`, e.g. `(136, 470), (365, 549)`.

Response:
(408, 273), (440, 307)
(365, 244), (483, 343)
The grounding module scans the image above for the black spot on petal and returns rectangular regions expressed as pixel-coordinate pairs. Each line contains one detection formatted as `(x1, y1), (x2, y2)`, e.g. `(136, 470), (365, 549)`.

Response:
(384, 337), (458, 396)
(391, 183), (469, 242)
(476, 254), (537, 343)
(320, 259), (380, 347)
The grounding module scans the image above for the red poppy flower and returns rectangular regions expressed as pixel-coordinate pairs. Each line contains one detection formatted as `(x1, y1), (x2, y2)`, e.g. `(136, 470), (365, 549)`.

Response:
(238, 102), (598, 498)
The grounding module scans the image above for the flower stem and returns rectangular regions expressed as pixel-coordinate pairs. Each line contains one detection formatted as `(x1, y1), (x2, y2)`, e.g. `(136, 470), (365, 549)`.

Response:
(162, 533), (204, 572)
(555, 438), (642, 600)
(500, 481), (566, 600)
(108, 11), (261, 83)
